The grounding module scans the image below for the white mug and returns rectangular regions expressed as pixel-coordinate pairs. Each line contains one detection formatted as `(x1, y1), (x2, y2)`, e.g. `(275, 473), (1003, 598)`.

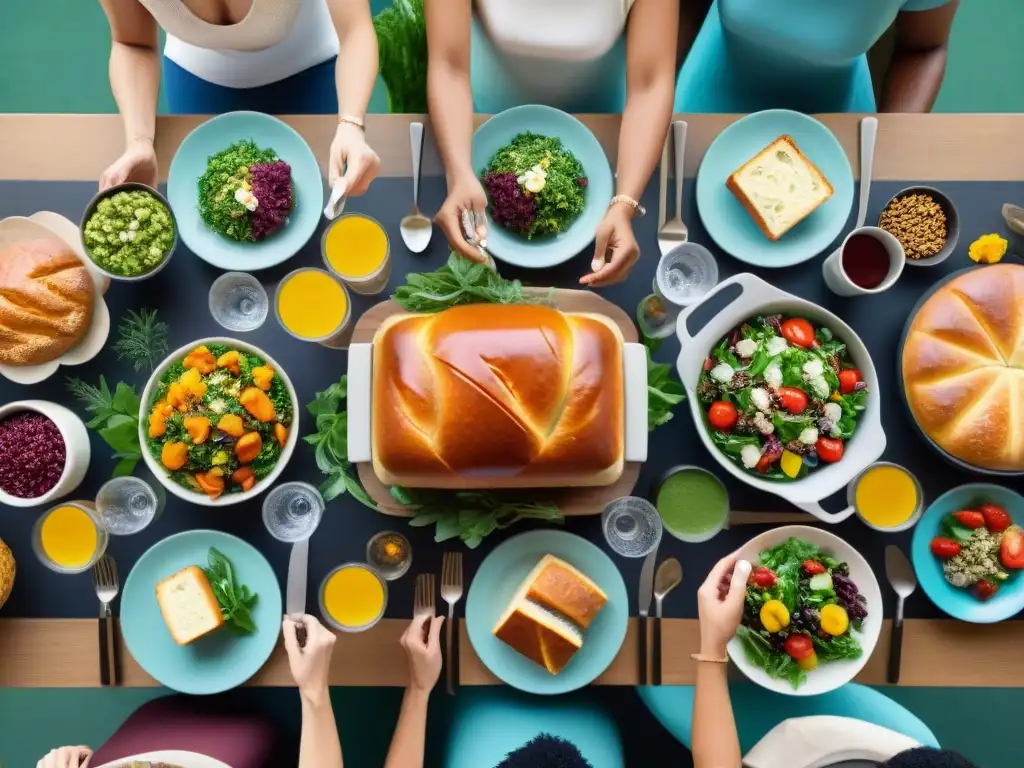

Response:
(822, 226), (905, 297)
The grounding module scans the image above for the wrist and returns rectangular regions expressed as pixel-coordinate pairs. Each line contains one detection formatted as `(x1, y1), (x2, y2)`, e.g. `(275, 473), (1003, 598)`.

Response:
(699, 635), (730, 659)
(299, 684), (330, 710)
(127, 135), (154, 150)
(405, 684), (431, 702)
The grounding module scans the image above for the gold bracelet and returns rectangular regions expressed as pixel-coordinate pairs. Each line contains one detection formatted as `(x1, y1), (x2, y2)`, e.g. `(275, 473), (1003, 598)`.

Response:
(690, 653), (729, 664)
(338, 115), (365, 131)
(609, 194), (646, 218)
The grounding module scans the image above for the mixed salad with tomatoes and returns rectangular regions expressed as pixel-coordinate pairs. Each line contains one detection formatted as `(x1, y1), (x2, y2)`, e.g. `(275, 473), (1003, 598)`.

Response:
(930, 501), (1022, 601)
(696, 314), (867, 481)
(736, 538), (867, 689)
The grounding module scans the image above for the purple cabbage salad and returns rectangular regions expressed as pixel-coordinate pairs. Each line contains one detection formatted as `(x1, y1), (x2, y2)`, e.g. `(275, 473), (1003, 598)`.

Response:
(249, 161), (294, 241)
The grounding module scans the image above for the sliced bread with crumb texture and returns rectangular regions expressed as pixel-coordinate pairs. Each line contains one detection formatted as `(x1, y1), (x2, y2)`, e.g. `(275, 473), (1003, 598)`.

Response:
(156, 565), (224, 645)
(726, 135), (833, 241)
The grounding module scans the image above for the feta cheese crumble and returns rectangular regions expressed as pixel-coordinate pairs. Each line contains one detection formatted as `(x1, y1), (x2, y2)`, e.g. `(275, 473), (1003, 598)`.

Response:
(799, 427), (819, 445)
(741, 444), (762, 469)
(734, 338), (757, 358)
(710, 363), (735, 384)
(766, 337), (788, 357)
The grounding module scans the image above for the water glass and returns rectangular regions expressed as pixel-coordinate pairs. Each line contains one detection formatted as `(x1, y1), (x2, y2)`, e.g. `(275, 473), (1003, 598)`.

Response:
(601, 496), (663, 558)
(209, 271), (269, 332)
(653, 243), (719, 308)
(366, 531), (413, 581)
(262, 482), (325, 543)
(95, 475), (165, 536)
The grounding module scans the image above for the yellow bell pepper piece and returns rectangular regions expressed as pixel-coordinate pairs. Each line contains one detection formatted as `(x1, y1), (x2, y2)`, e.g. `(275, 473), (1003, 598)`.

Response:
(759, 599), (790, 633)
(780, 450), (803, 479)
(820, 604), (850, 636)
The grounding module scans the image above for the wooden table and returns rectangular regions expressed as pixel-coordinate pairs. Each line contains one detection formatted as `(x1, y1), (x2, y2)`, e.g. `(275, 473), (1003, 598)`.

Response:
(1, 113), (1023, 689)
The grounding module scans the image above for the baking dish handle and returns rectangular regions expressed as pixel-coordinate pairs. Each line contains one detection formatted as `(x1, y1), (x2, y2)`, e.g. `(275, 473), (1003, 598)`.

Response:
(675, 272), (789, 350)
(346, 343), (373, 464)
(792, 499), (858, 524)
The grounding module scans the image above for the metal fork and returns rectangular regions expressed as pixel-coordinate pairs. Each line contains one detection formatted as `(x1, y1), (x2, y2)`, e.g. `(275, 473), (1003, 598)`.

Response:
(92, 554), (121, 686)
(414, 573), (435, 618)
(441, 552), (464, 696)
(658, 121), (690, 251)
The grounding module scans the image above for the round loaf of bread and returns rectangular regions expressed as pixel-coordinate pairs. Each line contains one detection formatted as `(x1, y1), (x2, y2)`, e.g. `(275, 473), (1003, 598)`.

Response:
(902, 264), (1024, 472)
(0, 238), (95, 366)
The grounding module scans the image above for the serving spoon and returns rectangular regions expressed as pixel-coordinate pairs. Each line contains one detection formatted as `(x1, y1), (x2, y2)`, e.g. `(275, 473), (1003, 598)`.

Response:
(400, 122), (432, 253)
(653, 558), (682, 685)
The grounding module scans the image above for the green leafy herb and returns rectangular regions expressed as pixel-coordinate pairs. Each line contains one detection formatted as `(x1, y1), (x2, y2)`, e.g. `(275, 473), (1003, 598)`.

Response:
(394, 486), (564, 549)
(304, 375), (377, 509)
(373, 0), (427, 113)
(198, 140), (278, 242)
(112, 308), (169, 372)
(202, 547), (258, 634)
(65, 375), (142, 477)
(647, 352), (686, 430)
(393, 252), (549, 313)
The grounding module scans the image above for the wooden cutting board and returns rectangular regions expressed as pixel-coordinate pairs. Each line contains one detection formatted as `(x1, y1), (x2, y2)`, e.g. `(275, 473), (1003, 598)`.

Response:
(353, 289), (642, 517)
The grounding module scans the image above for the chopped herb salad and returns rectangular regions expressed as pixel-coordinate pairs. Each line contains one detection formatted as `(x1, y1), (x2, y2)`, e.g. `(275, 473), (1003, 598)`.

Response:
(737, 537), (867, 690)
(696, 315), (867, 481)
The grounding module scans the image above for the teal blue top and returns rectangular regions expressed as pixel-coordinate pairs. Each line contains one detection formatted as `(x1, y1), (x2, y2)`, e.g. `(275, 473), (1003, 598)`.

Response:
(675, 0), (953, 113)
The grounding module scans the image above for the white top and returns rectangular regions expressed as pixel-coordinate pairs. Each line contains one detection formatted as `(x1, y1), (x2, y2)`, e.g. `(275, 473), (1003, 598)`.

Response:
(96, 750), (231, 768)
(743, 716), (921, 768)
(143, 0), (338, 88)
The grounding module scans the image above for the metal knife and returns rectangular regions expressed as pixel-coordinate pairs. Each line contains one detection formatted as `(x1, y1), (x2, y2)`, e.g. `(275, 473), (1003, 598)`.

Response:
(637, 548), (657, 685)
(286, 539), (309, 647)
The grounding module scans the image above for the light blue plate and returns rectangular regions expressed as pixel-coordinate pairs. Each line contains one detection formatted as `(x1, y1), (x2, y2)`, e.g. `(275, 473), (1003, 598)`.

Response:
(121, 529), (283, 694)
(465, 529), (628, 695)
(911, 484), (1024, 623)
(472, 105), (613, 269)
(167, 111), (324, 271)
(695, 109), (854, 268)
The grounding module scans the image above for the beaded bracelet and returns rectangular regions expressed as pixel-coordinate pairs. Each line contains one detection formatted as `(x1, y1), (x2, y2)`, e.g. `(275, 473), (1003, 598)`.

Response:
(690, 653), (729, 664)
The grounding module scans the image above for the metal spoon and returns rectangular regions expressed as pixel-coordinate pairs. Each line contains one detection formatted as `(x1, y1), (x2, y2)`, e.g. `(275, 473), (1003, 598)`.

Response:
(884, 545), (917, 684)
(400, 121), (432, 253)
(652, 558), (682, 685)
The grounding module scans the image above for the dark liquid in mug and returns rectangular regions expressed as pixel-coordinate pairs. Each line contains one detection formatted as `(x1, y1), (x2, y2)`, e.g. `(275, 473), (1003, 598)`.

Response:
(841, 234), (890, 289)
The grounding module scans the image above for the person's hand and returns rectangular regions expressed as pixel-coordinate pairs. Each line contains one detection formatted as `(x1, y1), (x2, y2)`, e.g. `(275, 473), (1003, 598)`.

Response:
(283, 614), (336, 707)
(99, 138), (158, 191)
(697, 552), (751, 658)
(328, 122), (380, 197)
(37, 746), (92, 768)
(400, 613), (444, 692)
(435, 171), (488, 263)
(580, 203), (640, 287)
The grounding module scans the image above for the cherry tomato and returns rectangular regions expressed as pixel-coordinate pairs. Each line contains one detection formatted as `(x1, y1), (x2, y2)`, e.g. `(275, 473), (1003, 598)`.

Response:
(802, 560), (826, 576)
(707, 401), (738, 431)
(815, 437), (844, 463)
(930, 537), (962, 558)
(973, 579), (999, 601)
(838, 369), (861, 394)
(781, 318), (816, 348)
(778, 387), (809, 414)
(980, 503), (1012, 533)
(1000, 527), (1024, 569)
(749, 566), (778, 589)
(953, 509), (986, 529)
(784, 633), (814, 660)
(703, 358), (714, 371)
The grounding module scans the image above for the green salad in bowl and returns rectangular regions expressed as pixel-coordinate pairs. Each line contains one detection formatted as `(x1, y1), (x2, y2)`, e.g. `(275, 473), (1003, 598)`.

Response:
(695, 314), (868, 481)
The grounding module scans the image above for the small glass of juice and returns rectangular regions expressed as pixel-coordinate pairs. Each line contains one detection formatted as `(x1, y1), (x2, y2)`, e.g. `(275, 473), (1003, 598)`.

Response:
(319, 563), (388, 632)
(321, 213), (392, 296)
(275, 267), (352, 348)
(849, 462), (924, 533)
(32, 501), (108, 574)
(652, 465), (730, 543)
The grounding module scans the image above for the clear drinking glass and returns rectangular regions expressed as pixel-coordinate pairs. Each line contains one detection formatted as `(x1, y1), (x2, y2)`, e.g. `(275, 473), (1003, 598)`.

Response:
(653, 242), (719, 307)
(32, 501), (109, 575)
(366, 531), (413, 581)
(95, 475), (165, 536)
(208, 271), (269, 332)
(262, 482), (325, 543)
(602, 496), (663, 558)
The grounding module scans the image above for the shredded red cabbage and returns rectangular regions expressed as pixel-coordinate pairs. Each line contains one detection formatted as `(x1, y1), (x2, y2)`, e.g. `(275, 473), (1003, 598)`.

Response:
(249, 161), (294, 241)
(482, 172), (535, 234)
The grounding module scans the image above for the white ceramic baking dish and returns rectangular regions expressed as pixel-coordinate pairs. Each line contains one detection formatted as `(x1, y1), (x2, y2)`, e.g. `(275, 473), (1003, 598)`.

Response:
(347, 342), (649, 469)
(675, 273), (885, 523)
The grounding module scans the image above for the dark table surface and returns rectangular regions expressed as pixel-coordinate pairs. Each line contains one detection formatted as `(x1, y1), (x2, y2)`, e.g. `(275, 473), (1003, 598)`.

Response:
(1, 176), (1022, 625)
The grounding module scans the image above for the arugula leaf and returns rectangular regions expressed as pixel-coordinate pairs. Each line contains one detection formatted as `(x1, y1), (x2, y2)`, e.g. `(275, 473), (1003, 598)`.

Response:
(647, 352), (686, 430)
(66, 375), (143, 478)
(201, 547), (258, 635)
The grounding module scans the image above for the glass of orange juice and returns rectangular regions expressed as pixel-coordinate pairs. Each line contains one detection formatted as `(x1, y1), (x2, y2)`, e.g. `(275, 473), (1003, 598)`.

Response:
(321, 213), (391, 296)
(32, 501), (108, 574)
(274, 267), (351, 347)
(319, 563), (388, 632)
(849, 462), (924, 533)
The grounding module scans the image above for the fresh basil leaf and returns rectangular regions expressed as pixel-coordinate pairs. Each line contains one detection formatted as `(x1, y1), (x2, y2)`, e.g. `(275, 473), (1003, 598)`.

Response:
(320, 471), (348, 501)
(344, 474), (377, 510)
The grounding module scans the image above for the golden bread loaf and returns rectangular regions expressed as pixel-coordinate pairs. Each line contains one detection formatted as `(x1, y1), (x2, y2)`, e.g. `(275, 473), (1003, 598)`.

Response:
(0, 238), (95, 366)
(902, 264), (1024, 471)
(371, 304), (624, 488)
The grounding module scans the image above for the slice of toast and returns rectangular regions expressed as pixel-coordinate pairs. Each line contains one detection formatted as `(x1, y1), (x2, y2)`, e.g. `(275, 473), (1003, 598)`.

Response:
(156, 564), (224, 645)
(726, 135), (834, 241)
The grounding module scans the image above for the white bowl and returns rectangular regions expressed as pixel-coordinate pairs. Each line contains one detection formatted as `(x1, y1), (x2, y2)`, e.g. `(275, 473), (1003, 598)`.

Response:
(675, 273), (885, 523)
(138, 338), (300, 507)
(0, 400), (91, 508)
(728, 525), (883, 696)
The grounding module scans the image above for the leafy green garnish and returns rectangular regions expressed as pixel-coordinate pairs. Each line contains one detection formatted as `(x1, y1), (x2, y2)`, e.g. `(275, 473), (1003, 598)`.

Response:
(202, 547), (258, 634)
(942, 515), (975, 543)
(112, 308), (169, 372)
(736, 625), (806, 689)
(647, 352), (686, 430)
(373, 0), (427, 113)
(393, 252), (546, 313)
(394, 486), (564, 549)
(65, 375), (142, 477)
(304, 375), (377, 509)
(198, 140), (278, 242)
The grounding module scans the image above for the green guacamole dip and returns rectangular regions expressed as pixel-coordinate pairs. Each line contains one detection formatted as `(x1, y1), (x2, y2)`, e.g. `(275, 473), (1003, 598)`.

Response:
(655, 468), (729, 541)
(83, 189), (174, 277)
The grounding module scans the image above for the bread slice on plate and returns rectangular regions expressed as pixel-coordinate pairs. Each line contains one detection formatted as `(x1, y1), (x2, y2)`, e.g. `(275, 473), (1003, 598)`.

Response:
(156, 565), (224, 645)
(726, 135), (834, 241)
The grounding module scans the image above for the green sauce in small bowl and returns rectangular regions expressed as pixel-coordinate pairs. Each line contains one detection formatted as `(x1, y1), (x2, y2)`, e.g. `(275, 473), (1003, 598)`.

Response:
(653, 466), (729, 543)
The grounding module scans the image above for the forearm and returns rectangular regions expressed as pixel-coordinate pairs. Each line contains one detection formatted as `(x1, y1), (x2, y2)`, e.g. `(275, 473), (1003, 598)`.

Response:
(691, 663), (742, 768)
(299, 694), (344, 768)
(879, 48), (948, 112)
(109, 41), (160, 146)
(427, 62), (474, 182)
(384, 688), (429, 768)
(615, 77), (674, 200)
(334, 18), (378, 117)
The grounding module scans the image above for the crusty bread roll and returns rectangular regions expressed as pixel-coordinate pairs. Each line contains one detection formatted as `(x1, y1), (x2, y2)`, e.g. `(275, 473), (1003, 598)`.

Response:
(902, 264), (1024, 471)
(371, 304), (624, 488)
(0, 238), (94, 366)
